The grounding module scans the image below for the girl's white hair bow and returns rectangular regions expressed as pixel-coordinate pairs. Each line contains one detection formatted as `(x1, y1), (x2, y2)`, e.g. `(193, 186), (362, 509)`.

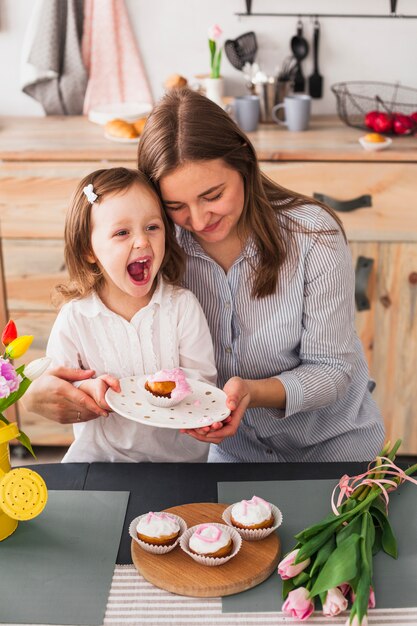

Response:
(83, 183), (98, 203)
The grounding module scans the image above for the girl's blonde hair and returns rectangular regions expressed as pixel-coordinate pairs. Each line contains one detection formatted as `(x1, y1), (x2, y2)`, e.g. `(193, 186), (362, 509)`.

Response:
(137, 89), (346, 298)
(54, 167), (184, 304)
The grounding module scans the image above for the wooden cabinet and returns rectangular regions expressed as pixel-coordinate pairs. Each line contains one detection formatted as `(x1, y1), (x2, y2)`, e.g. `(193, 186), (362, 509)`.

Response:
(260, 161), (417, 453)
(0, 116), (416, 451)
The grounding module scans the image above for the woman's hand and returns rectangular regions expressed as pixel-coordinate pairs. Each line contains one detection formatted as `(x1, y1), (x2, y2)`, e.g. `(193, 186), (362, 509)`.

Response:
(181, 376), (251, 444)
(22, 366), (110, 424)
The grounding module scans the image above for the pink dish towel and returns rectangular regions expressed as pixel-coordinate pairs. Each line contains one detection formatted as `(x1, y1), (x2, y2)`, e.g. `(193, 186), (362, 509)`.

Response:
(82, 0), (153, 114)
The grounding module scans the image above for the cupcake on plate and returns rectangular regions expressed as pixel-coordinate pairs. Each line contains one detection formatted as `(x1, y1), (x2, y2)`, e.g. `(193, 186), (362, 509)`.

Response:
(189, 523), (233, 557)
(230, 495), (274, 530)
(222, 495), (283, 541)
(180, 522), (241, 566)
(136, 511), (181, 545)
(143, 368), (191, 407)
(129, 511), (187, 554)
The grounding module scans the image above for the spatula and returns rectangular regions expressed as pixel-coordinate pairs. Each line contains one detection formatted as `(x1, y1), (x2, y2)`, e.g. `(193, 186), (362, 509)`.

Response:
(225, 32), (258, 71)
(308, 19), (323, 98)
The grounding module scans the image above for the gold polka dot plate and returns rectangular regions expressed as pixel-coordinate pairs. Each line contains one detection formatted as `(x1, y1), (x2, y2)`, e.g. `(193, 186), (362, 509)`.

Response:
(0, 468), (48, 520)
(105, 375), (230, 429)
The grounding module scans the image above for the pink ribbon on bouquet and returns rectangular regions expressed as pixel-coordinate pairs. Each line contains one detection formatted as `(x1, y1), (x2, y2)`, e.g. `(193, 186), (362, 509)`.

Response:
(331, 456), (417, 515)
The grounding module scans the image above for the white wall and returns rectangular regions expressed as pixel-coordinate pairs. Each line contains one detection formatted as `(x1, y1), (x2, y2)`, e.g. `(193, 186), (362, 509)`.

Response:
(0, 0), (416, 116)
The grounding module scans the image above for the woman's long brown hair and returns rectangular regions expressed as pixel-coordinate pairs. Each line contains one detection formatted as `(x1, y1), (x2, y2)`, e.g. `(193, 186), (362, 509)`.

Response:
(137, 89), (346, 298)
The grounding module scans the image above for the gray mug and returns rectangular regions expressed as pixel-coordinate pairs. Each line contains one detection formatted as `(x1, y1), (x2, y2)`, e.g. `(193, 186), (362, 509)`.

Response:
(233, 95), (260, 132)
(272, 94), (311, 131)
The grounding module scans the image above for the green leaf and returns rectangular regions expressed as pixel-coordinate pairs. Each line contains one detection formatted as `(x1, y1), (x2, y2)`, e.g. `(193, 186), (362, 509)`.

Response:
(336, 514), (363, 546)
(0, 377), (32, 412)
(310, 536), (336, 577)
(282, 578), (295, 599)
(292, 571), (310, 586)
(370, 507), (397, 558)
(17, 429), (36, 458)
(296, 519), (342, 562)
(372, 525), (382, 555)
(309, 533), (360, 596)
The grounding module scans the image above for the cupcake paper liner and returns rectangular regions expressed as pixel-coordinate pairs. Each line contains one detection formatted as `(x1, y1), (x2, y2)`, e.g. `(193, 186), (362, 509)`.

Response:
(180, 522), (242, 566)
(129, 513), (187, 554)
(222, 503), (283, 541)
(142, 385), (183, 408)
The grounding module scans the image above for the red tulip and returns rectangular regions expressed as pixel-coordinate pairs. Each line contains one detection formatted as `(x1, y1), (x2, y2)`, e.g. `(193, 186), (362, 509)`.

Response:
(1, 319), (17, 347)
(410, 111), (417, 124)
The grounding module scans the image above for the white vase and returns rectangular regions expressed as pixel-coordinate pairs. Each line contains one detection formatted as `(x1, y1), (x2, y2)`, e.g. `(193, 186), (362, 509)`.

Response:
(204, 77), (224, 107)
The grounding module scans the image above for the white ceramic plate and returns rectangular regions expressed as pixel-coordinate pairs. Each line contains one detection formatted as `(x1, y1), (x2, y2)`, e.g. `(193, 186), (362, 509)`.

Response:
(89, 102), (152, 125)
(358, 136), (392, 151)
(104, 132), (140, 144)
(105, 375), (230, 429)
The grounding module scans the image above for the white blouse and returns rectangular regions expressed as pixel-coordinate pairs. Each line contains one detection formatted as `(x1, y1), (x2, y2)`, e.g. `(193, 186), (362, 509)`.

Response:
(46, 279), (217, 463)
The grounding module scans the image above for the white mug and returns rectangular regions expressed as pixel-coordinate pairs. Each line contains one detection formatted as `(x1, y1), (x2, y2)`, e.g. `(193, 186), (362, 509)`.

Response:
(272, 94), (311, 131)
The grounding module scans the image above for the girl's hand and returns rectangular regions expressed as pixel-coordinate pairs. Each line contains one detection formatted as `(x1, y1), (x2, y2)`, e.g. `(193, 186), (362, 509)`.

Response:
(181, 377), (251, 444)
(79, 375), (121, 413)
(22, 366), (111, 424)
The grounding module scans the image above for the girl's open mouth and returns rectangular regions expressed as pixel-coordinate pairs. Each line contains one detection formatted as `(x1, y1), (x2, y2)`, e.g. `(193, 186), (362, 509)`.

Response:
(127, 258), (152, 284)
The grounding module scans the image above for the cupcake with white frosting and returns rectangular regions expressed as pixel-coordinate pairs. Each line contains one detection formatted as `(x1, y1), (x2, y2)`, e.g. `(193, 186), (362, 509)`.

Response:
(231, 495), (274, 530)
(222, 495), (283, 541)
(129, 511), (187, 554)
(180, 522), (241, 566)
(136, 511), (181, 545)
(189, 523), (233, 558)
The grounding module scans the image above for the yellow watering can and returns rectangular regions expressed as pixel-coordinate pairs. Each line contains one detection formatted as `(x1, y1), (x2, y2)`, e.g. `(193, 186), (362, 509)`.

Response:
(0, 422), (48, 541)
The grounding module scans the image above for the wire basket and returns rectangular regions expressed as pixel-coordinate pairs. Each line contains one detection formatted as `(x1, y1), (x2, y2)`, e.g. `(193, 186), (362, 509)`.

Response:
(331, 81), (417, 133)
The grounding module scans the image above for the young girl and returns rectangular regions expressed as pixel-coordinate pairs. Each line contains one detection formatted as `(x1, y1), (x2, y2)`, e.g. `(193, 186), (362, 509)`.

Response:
(47, 167), (217, 462)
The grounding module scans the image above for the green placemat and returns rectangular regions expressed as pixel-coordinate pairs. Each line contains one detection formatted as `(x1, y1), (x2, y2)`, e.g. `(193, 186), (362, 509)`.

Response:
(218, 479), (417, 613)
(0, 490), (129, 625)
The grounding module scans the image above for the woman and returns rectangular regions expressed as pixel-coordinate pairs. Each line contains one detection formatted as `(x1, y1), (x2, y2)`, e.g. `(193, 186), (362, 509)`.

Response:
(24, 89), (384, 462)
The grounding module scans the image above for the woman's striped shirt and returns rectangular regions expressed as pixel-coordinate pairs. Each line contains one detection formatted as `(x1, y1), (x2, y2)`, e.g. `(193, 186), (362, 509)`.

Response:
(178, 203), (385, 463)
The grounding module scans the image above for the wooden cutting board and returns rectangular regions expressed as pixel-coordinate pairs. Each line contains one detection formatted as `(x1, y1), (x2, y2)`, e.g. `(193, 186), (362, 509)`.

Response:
(131, 502), (281, 597)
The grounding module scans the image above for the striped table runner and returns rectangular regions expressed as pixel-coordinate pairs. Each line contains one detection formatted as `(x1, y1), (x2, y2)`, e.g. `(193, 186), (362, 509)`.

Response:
(103, 566), (417, 626)
(4, 565), (417, 625)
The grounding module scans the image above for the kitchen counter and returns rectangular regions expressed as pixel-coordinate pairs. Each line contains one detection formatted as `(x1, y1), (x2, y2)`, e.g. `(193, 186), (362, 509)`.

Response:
(0, 114), (416, 453)
(1, 114), (417, 162)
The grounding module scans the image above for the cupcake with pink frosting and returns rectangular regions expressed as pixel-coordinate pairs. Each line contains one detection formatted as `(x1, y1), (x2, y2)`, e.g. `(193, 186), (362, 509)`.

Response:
(143, 368), (191, 407)
(180, 522), (242, 566)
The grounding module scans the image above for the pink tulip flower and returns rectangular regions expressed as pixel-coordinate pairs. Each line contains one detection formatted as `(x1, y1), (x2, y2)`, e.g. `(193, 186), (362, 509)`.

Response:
(351, 586), (376, 609)
(282, 587), (314, 620)
(208, 24), (222, 41)
(278, 549), (311, 579)
(323, 587), (348, 616)
(339, 582), (351, 596)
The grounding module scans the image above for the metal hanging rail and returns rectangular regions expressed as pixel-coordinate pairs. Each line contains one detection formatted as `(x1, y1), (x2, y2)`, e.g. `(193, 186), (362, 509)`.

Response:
(238, 0), (417, 19)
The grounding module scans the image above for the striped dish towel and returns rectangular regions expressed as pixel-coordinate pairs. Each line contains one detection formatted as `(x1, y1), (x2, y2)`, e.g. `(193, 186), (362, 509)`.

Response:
(103, 565), (417, 626)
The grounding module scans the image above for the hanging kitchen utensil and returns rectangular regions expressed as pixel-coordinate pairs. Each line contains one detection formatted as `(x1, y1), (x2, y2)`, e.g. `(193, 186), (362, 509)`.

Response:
(225, 32), (258, 71)
(309, 18), (323, 98)
(290, 20), (309, 92)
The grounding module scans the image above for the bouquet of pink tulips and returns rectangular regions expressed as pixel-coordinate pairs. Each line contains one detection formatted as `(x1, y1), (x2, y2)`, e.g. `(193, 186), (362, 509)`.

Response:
(278, 440), (417, 626)
(0, 319), (51, 456)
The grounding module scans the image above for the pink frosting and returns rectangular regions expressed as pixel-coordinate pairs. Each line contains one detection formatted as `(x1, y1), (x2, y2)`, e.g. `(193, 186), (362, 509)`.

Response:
(241, 495), (271, 516)
(194, 524), (222, 543)
(146, 368), (191, 401)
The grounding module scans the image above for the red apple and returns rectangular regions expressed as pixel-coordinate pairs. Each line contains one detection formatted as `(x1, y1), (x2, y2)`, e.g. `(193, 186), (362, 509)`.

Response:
(365, 110), (380, 130)
(392, 113), (415, 135)
(372, 112), (393, 134)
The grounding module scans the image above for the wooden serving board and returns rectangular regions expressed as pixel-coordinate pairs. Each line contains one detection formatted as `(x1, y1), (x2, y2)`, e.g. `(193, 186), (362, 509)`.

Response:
(131, 502), (281, 597)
